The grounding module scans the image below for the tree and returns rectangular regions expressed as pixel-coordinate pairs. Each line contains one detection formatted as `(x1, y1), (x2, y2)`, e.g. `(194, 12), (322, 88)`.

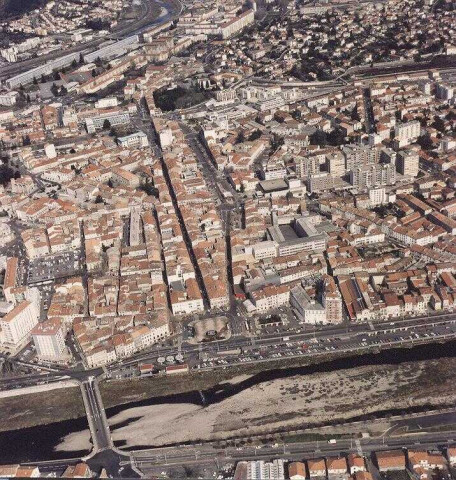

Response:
(417, 134), (433, 150)
(432, 116), (445, 133)
(270, 133), (284, 152)
(0, 163), (16, 186)
(248, 129), (262, 141)
(235, 130), (245, 144)
(95, 195), (103, 204)
(53, 71), (60, 81)
(91, 69), (97, 78)
(50, 83), (59, 96)
(103, 119), (111, 130)
(71, 59), (78, 68)
(79, 53), (85, 65)
(33, 77), (38, 85)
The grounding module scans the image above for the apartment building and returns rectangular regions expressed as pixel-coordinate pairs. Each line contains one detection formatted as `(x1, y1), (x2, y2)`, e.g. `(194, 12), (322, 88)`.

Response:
(0, 301), (38, 348)
(31, 318), (67, 360)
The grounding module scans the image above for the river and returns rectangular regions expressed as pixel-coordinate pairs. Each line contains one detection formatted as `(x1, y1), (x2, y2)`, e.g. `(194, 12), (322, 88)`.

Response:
(1, 340), (456, 464)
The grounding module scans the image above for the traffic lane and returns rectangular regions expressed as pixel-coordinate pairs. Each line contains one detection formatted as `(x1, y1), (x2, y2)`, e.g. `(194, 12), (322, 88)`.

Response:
(132, 429), (456, 466)
(110, 320), (456, 376)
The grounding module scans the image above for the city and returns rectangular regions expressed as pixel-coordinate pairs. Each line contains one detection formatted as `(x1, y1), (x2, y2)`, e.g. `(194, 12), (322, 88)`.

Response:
(0, 0), (455, 477)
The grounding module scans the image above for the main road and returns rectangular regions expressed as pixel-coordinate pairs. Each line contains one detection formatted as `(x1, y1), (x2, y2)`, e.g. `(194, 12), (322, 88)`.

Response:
(131, 429), (456, 469)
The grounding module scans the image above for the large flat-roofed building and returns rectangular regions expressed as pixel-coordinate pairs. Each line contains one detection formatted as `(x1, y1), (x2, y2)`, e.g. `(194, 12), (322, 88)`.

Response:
(267, 216), (327, 256)
(84, 110), (130, 133)
(0, 300), (38, 348)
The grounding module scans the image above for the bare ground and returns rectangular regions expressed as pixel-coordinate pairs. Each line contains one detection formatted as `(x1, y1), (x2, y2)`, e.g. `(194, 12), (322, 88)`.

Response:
(103, 358), (456, 448)
(0, 386), (86, 432)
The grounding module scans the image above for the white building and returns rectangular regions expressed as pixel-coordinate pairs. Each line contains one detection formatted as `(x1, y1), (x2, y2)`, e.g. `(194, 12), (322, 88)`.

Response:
(394, 121), (421, 147)
(250, 285), (290, 312)
(396, 150), (419, 177)
(0, 301), (38, 349)
(246, 459), (285, 480)
(31, 319), (67, 360)
(368, 187), (387, 207)
(0, 91), (18, 107)
(117, 131), (149, 148)
(291, 285), (327, 324)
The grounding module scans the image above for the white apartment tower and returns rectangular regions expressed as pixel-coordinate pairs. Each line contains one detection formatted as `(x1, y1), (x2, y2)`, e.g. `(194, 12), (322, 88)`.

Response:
(0, 301), (39, 348)
(32, 319), (67, 360)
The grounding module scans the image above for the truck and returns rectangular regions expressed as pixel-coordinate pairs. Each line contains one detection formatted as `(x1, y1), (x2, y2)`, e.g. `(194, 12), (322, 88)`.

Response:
(328, 439), (337, 444)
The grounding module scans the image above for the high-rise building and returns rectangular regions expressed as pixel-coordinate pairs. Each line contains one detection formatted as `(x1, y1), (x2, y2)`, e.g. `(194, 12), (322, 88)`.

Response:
(368, 187), (387, 206)
(396, 150), (419, 177)
(394, 121), (421, 146)
(322, 275), (343, 324)
(32, 319), (67, 360)
(326, 152), (346, 177)
(350, 163), (396, 189)
(246, 460), (285, 480)
(342, 145), (380, 170)
(0, 301), (38, 348)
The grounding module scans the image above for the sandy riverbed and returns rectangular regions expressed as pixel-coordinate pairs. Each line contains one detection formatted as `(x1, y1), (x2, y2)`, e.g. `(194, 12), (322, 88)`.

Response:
(106, 359), (456, 448)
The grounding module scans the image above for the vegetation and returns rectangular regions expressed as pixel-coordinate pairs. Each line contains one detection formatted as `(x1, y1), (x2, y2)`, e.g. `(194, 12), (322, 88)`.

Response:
(0, 163), (19, 186)
(153, 86), (211, 111)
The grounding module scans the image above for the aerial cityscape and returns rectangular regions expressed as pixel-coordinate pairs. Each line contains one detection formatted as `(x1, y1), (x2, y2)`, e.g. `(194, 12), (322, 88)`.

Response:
(0, 0), (455, 477)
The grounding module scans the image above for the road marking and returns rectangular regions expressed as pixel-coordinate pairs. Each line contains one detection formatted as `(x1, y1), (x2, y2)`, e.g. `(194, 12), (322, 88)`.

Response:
(368, 321), (375, 331)
(355, 439), (363, 455)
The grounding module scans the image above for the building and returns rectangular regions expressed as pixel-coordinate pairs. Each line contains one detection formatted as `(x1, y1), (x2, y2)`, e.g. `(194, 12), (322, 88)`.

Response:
(347, 454), (366, 474)
(117, 131), (149, 148)
(342, 145), (380, 170)
(290, 285), (327, 324)
(267, 217), (327, 256)
(368, 187), (387, 207)
(322, 275), (343, 324)
(350, 164), (396, 190)
(84, 110), (130, 133)
(250, 285), (290, 313)
(394, 121), (421, 147)
(31, 318), (67, 360)
(219, 10), (255, 40)
(289, 462), (306, 480)
(0, 301), (38, 349)
(375, 450), (406, 471)
(308, 459), (327, 477)
(396, 150), (419, 177)
(245, 459), (285, 480)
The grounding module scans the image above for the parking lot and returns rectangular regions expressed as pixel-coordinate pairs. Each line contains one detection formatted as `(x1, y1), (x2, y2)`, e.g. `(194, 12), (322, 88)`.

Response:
(27, 250), (82, 284)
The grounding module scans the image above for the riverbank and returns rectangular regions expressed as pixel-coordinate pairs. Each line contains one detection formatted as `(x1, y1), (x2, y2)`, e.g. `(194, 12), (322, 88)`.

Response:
(101, 356), (456, 449)
(1, 340), (456, 458)
(99, 340), (456, 409)
(0, 385), (85, 432)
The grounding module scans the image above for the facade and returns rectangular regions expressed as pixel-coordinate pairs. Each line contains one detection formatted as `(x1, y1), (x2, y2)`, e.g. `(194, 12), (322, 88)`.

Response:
(0, 301), (38, 348)
(246, 459), (285, 480)
(394, 121), (421, 147)
(396, 150), (419, 177)
(31, 319), (67, 360)
(350, 164), (396, 189)
(322, 276), (343, 324)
